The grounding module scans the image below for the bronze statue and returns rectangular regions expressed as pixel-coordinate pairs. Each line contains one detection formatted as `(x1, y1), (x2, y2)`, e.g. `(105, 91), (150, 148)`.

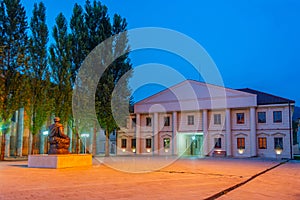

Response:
(48, 117), (70, 154)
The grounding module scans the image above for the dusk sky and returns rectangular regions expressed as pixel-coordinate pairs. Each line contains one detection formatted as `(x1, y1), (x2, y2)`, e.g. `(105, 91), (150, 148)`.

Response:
(22, 0), (300, 105)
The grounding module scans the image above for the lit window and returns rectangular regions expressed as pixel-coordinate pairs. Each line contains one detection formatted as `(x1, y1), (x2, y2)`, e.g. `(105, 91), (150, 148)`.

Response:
(214, 114), (221, 125)
(273, 111), (282, 123)
(237, 138), (245, 149)
(258, 137), (267, 149)
(163, 138), (170, 149)
(131, 139), (136, 149)
(121, 139), (127, 148)
(214, 138), (221, 148)
(187, 115), (194, 125)
(236, 113), (245, 124)
(146, 117), (152, 126)
(164, 116), (170, 126)
(274, 137), (283, 149)
(258, 112), (266, 123)
(146, 138), (152, 148)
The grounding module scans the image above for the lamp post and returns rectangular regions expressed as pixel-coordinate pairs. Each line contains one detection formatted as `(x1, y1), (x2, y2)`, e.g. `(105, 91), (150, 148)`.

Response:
(80, 133), (89, 154)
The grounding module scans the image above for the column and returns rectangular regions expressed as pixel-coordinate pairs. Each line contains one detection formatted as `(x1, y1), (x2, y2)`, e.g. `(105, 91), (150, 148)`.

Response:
(172, 111), (177, 155)
(39, 131), (44, 154)
(136, 114), (141, 154)
(5, 133), (10, 157)
(250, 107), (257, 157)
(202, 110), (208, 156)
(153, 112), (159, 155)
(226, 108), (232, 156)
(68, 125), (73, 153)
(17, 107), (24, 157)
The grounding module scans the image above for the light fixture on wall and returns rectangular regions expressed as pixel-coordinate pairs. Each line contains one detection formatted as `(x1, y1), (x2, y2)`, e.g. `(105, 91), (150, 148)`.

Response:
(275, 148), (282, 155)
(164, 148), (169, 153)
(146, 148), (151, 153)
(238, 148), (244, 154)
(132, 148), (136, 153)
(122, 148), (126, 152)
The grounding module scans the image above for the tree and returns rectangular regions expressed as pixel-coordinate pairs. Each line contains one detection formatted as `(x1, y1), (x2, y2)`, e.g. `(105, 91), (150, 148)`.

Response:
(95, 14), (132, 156)
(69, 1), (132, 156)
(49, 13), (72, 124)
(0, 0), (29, 160)
(27, 2), (51, 154)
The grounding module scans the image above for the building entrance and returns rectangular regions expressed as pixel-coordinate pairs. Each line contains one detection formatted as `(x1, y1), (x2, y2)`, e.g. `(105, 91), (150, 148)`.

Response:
(177, 133), (203, 156)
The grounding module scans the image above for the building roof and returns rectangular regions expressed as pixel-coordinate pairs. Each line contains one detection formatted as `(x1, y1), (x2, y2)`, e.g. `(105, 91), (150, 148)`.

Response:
(237, 88), (295, 105)
(134, 80), (257, 113)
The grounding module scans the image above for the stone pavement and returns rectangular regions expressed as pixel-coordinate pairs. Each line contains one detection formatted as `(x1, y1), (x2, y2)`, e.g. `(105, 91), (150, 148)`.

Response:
(0, 157), (299, 200)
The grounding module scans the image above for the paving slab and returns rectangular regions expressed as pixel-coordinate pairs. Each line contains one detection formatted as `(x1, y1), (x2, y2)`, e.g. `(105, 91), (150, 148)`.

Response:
(0, 157), (299, 200)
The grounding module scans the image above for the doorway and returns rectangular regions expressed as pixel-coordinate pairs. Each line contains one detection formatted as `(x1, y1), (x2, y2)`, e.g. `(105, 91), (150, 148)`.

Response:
(177, 133), (203, 156)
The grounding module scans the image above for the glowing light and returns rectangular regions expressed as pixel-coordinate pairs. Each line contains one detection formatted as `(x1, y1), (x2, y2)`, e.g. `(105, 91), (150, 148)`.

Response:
(146, 148), (151, 153)
(122, 148), (126, 152)
(132, 148), (136, 153)
(275, 148), (282, 155)
(81, 133), (89, 138)
(164, 149), (169, 153)
(42, 131), (49, 136)
(238, 149), (244, 154)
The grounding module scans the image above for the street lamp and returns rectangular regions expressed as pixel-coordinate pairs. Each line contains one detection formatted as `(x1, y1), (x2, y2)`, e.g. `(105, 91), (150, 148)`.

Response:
(80, 133), (89, 154)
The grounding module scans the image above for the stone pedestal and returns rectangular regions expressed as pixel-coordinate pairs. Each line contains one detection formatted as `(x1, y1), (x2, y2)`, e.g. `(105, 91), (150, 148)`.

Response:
(28, 154), (92, 168)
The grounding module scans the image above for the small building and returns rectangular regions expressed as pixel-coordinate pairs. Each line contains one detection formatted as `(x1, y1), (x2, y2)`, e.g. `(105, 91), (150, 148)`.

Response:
(117, 80), (295, 159)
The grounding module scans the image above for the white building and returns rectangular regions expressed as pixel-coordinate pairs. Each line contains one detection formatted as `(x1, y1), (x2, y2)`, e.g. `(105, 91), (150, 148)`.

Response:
(117, 80), (295, 159)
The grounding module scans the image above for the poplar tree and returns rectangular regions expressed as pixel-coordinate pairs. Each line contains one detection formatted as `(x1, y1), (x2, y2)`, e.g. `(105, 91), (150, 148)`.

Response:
(94, 13), (132, 156)
(49, 13), (72, 124)
(0, 0), (28, 160)
(27, 2), (50, 154)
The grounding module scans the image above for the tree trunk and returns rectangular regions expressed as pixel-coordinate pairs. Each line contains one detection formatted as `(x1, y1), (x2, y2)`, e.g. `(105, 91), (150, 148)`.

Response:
(31, 134), (36, 155)
(75, 127), (79, 154)
(28, 132), (33, 155)
(17, 108), (24, 157)
(0, 132), (6, 161)
(105, 129), (110, 157)
(1, 120), (8, 161)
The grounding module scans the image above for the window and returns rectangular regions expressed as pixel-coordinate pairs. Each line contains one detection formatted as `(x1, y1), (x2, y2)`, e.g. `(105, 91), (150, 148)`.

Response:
(274, 137), (283, 149)
(214, 138), (221, 148)
(131, 139), (136, 149)
(214, 114), (221, 125)
(146, 138), (152, 148)
(258, 112), (266, 123)
(273, 111), (282, 123)
(237, 138), (245, 149)
(131, 118), (136, 129)
(164, 116), (170, 126)
(258, 137), (267, 149)
(187, 115), (194, 125)
(236, 113), (245, 124)
(121, 139), (127, 148)
(146, 117), (152, 126)
(163, 138), (170, 149)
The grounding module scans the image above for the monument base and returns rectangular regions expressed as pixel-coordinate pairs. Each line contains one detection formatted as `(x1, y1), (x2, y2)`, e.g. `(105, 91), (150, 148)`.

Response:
(28, 154), (92, 169)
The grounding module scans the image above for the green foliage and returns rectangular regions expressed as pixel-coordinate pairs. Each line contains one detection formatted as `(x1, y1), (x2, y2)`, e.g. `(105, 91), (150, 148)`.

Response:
(0, 0), (29, 160)
(27, 2), (51, 136)
(49, 13), (73, 124)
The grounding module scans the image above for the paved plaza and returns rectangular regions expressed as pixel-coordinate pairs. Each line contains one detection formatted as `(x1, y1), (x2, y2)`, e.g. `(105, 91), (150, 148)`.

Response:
(0, 157), (299, 200)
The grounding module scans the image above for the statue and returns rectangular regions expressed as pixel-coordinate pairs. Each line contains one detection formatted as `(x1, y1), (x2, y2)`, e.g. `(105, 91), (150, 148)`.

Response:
(48, 117), (70, 154)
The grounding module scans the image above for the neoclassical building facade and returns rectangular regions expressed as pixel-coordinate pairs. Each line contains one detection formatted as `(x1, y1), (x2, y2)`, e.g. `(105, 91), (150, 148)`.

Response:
(117, 80), (295, 159)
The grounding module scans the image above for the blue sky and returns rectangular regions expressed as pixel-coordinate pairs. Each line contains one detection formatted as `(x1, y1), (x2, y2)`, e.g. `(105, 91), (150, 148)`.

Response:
(22, 0), (300, 105)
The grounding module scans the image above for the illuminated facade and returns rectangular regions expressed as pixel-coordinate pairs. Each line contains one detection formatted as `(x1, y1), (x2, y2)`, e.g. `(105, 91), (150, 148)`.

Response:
(117, 80), (295, 159)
